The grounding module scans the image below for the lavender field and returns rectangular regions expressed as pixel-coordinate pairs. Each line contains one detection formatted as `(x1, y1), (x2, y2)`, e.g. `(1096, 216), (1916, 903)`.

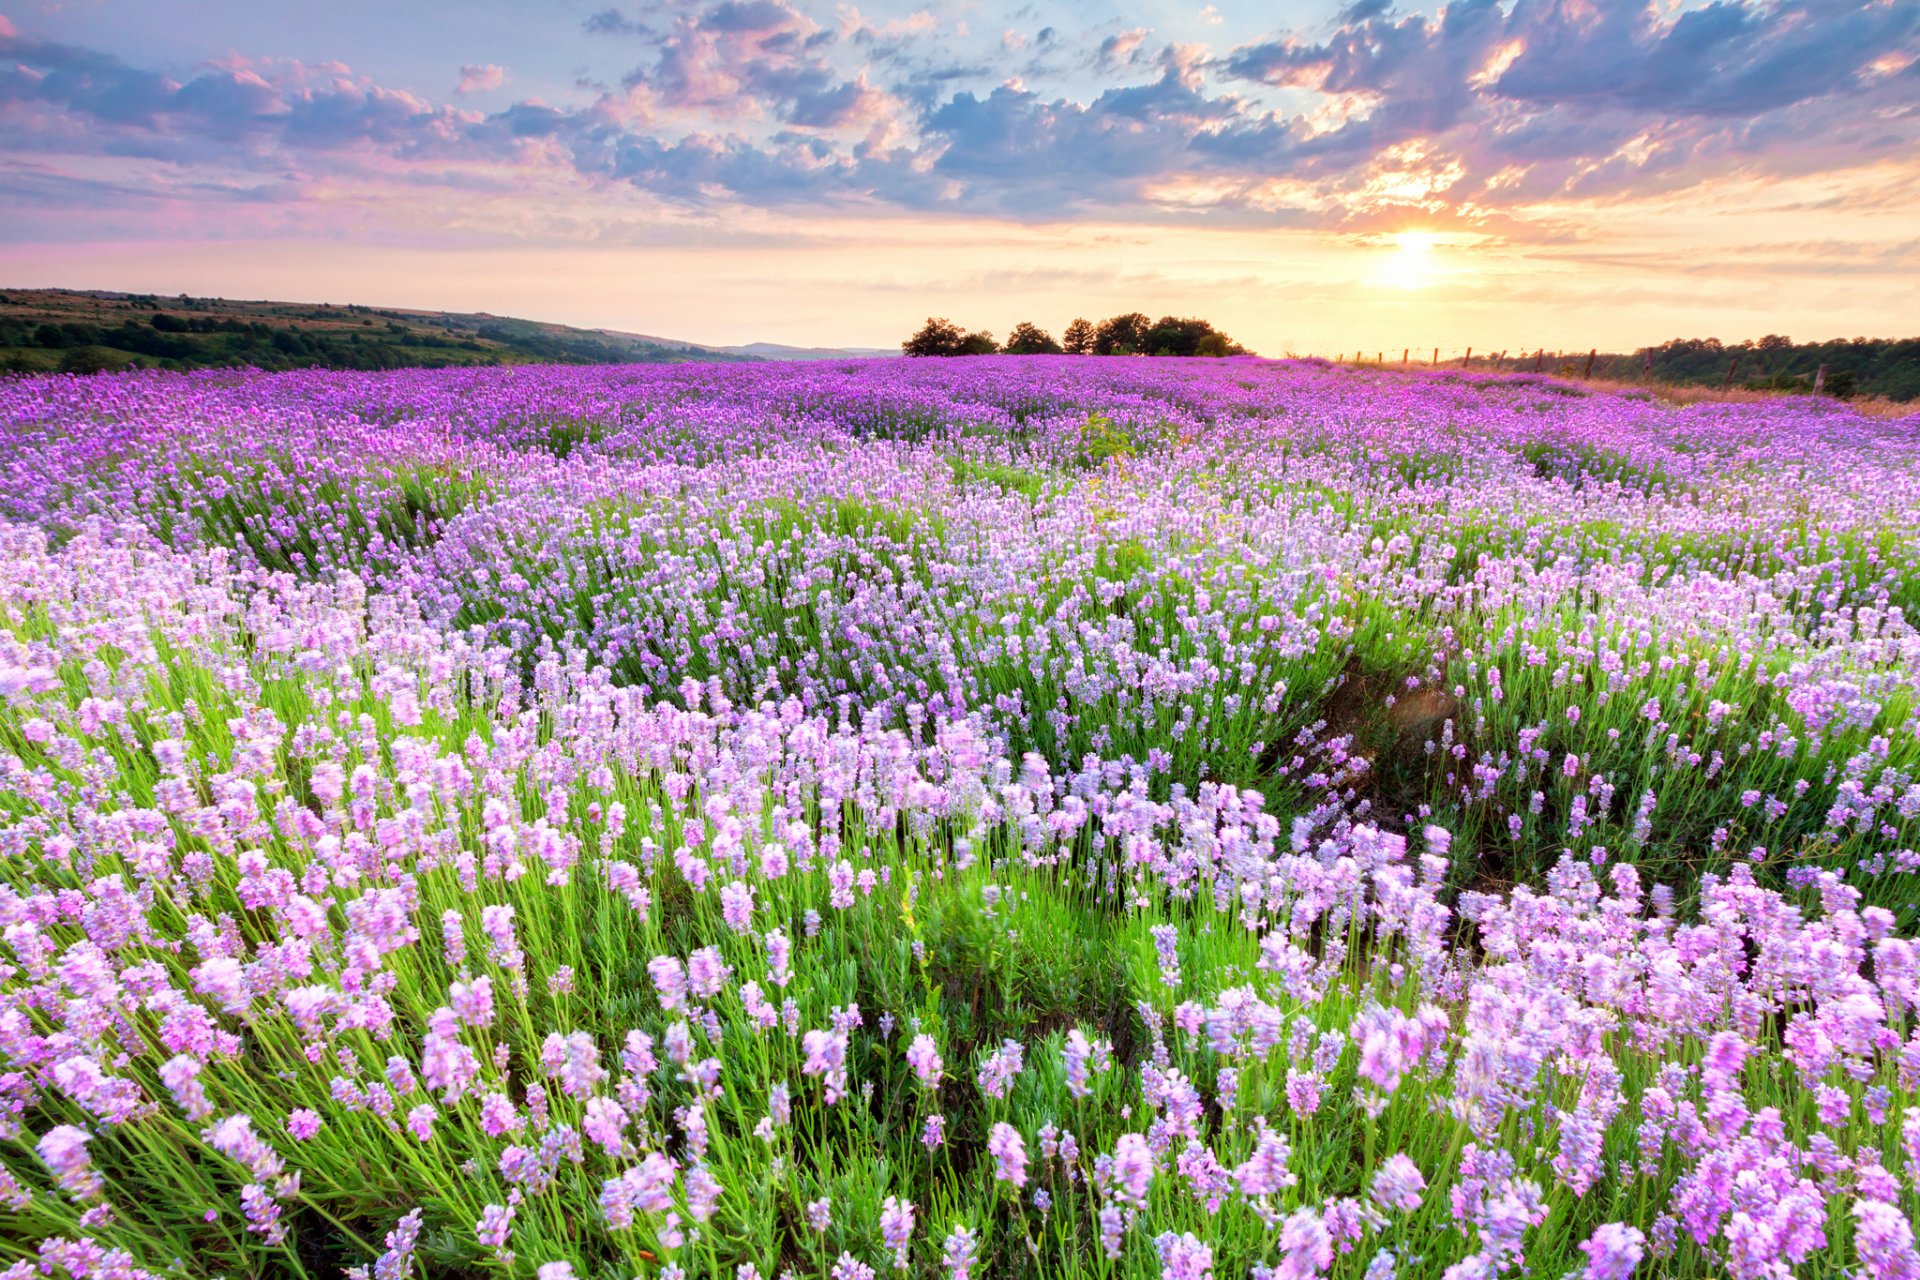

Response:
(3, 357), (1920, 1280)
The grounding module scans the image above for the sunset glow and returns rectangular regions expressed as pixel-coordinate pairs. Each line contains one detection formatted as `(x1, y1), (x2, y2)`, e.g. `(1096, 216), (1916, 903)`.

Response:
(0, 1), (1915, 353)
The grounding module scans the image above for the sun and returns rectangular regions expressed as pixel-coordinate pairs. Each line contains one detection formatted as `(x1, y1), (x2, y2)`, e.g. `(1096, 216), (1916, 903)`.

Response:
(1380, 230), (1444, 291)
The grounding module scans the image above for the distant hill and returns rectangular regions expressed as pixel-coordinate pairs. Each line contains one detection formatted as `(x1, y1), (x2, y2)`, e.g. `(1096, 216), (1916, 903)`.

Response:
(0, 288), (892, 374)
(721, 341), (901, 361)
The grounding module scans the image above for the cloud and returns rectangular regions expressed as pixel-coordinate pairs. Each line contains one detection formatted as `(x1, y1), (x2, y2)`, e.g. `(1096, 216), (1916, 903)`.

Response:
(1098, 28), (1150, 68)
(457, 64), (505, 95)
(583, 8), (647, 37)
(1216, 0), (1920, 213)
(0, 1), (1915, 238)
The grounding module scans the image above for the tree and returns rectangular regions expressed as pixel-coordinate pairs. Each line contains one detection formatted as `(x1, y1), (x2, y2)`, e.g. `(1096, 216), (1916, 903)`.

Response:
(1144, 316), (1216, 357)
(1003, 322), (1061, 355)
(903, 317), (965, 357)
(1062, 318), (1094, 355)
(959, 330), (999, 356)
(1093, 312), (1152, 356)
(1195, 332), (1233, 358)
(58, 346), (114, 375)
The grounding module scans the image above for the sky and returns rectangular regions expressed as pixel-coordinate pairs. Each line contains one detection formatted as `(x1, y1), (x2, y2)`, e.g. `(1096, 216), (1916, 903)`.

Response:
(1, 0), (1916, 355)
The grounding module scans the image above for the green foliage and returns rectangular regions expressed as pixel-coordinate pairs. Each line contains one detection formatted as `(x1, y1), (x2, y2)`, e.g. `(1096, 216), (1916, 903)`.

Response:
(1091, 312), (1152, 357)
(0, 290), (757, 374)
(1142, 316), (1242, 358)
(56, 345), (119, 375)
(1621, 335), (1918, 401)
(903, 317), (964, 357)
(1001, 323), (1062, 355)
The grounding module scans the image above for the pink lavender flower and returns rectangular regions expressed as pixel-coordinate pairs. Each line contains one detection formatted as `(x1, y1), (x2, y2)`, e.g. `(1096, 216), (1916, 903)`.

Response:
(1155, 1231), (1213, 1280)
(764, 929), (794, 988)
(987, 1123), (1027, 1188)
(976, 1040), (1024, 1099)
(720, 880), (755, 933)
(1855, 1201), (1920, 1280)
(450, 975), (495, 1028)
(1277, 1206), (1333, 1279)
(687, 945), (732, 997)
(371, 1208), (423, 1280)
(685, 1165), (723, 1222)
(880, 1196), (915, 1269)
(648, 956), (688, 1011)
(832, 1255), (875, 1280)
(540, 1031), (607, 1098)
(802, 1028), (849, 1103)
(1150, 924), (1182, 988)
(906, 1034), (944, 1088)
(1370, 1154), (1425, 1212)
(1233, 1126), (1296, 1199)
(159, 1054), (214, 1121)
(36, 1126), (101, 1200)
(204, 1115), (284, 1184)
(1110, 1132), (1155, 1207)
(600, 1153), (676, 1229)
(942, 1227), (979, 1280)
(474, 1202), (516, 1263)
(1578, 1223), (1645, 1280)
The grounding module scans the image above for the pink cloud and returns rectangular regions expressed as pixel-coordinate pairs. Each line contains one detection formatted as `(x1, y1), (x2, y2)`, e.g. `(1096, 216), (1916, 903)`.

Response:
(457, 64), (505, 94)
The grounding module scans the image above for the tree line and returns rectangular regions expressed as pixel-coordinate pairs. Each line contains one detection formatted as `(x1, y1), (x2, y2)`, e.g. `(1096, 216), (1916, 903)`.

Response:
(1625, 335), (1919, 402)
(1360, 334), (1919, 403)
(903, 314), (1247, 359)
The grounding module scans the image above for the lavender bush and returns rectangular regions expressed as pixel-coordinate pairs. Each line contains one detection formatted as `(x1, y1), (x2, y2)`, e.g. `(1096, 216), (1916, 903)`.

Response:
(0, 357), (1917, 1278)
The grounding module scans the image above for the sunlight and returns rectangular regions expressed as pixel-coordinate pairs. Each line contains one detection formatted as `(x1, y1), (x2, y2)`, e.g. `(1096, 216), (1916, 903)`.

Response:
(1378, 230), (1444, 291)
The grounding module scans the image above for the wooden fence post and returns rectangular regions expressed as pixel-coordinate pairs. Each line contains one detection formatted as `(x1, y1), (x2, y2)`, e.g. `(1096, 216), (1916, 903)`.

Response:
(1533, 349), (1544, 373)
(1462, 347), (1472, 367)
(1724, 355), (1741, 389)
(1813, 363), (1828, 394)
(1431, 348), (1438, 366)
(1402, 349), (1409, 365)
(1582, 348), (1596, 379)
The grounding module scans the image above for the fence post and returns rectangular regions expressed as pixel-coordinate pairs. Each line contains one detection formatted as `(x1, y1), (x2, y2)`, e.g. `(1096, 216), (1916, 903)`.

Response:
(1533, 349), (1544, 373)
(1462, 347), (1472, 367)
(1431, 348), (1438, 365)
(1582, 348), (1596, 379)
(1643, 351), (1654, 377)
(1813, 363), (1828, 394)
(1724, 355), (1741, 389)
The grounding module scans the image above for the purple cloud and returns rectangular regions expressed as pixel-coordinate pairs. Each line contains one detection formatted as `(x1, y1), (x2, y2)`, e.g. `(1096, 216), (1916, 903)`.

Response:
(0, 1), (1915, 231)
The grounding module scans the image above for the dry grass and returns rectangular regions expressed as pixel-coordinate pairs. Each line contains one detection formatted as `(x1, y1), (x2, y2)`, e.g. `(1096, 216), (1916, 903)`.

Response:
(1577, 376), (1916, 418)
(1329, 358), (1917, 420)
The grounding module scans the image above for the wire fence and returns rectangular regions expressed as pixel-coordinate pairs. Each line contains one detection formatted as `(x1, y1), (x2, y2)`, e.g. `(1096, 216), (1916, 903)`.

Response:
(1315, 347), (1831, 392)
